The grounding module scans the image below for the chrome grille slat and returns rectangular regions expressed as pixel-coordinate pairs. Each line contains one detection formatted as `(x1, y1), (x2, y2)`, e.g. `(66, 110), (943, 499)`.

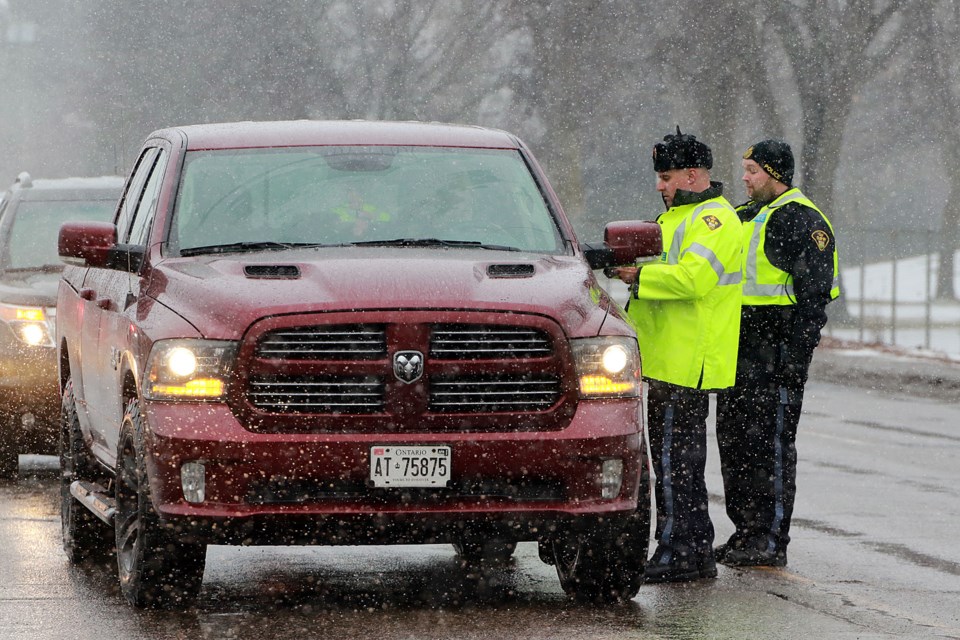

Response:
(428, 376), (560, 413)
(257, 325), (386, 360)
(249, 376), (384, 414)
(430, 325), (551, 359)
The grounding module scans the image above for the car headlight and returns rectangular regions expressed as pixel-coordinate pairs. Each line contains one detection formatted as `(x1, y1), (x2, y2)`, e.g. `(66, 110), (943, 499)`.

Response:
(0, 303), (55, 347)
(143, 339), (238, 401)
(571, 336), (641, 398)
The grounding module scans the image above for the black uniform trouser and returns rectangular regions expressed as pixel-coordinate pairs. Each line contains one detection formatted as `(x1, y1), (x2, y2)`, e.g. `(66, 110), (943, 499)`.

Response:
(646, 379), (714, 565)
(715, 376), (804, 554)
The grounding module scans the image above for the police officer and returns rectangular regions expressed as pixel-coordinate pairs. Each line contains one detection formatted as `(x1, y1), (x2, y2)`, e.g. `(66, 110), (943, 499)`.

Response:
(715, 140), (839, 567)
(333, 189), (391, 237)
(615, 128), (742, 583)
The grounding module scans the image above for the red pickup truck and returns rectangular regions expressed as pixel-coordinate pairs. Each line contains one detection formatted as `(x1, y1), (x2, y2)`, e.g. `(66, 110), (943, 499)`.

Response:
(56, 120), (661, 607)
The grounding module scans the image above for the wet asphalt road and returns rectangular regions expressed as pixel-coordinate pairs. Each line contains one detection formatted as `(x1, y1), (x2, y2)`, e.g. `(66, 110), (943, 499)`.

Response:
(2, 372), (959, 639)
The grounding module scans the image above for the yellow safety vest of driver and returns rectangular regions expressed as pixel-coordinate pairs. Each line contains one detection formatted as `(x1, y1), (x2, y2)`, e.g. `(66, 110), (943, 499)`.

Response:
(742, 188), (840, 306)
(333, 202), (391, 225)
(627, 194), (743, 390)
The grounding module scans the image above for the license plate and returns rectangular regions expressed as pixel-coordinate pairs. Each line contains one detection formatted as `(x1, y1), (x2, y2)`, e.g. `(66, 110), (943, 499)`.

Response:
(370, 445), (451, 488)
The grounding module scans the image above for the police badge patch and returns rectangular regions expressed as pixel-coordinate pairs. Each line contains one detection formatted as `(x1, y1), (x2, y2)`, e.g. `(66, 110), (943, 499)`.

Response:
(702, 214), (722, 230)
(811, 230), (830, 251)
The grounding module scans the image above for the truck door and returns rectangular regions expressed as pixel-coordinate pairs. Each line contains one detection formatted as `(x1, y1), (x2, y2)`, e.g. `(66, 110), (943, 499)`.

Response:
(80, 148), (161, 464)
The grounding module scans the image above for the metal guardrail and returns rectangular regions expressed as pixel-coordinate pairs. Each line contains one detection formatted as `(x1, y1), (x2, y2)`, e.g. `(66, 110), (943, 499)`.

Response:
(825, 228), (960, 358)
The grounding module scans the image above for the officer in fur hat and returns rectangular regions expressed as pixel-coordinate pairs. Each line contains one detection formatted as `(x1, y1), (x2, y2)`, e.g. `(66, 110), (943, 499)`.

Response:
(614, 128), (743, 583)
(714, 139), (840, 567)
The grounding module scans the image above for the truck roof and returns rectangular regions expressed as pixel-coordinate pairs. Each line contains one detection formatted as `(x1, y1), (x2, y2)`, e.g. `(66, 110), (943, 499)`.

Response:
(152, 120), (522, 151)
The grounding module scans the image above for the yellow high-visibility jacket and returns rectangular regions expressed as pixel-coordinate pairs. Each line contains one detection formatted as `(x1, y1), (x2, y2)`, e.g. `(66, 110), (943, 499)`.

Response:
(628, 185), (743, 390)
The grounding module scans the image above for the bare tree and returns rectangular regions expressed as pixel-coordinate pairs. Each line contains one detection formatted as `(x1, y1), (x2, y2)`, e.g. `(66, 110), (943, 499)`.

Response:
(764, 1), (908, 222)
(505, 0), (654, 222)
(655, 0), (774, 189)
(308, 1), (519, 123)
(907, 1), (960, 300)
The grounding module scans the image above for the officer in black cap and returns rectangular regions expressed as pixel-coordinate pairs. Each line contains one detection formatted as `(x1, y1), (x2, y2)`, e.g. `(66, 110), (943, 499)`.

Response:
(714, 139), (840, 567)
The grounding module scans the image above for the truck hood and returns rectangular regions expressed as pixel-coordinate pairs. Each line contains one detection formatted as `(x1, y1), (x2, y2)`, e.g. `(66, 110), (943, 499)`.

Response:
(147, 247), (628, 340)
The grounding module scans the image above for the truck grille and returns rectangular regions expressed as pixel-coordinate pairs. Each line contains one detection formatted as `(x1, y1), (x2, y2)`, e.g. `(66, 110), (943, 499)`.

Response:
(429, 376), (560, 413)
(430, 325), (552, 359)
(257, 325), (386, 360)
(249, 376), (384, 413)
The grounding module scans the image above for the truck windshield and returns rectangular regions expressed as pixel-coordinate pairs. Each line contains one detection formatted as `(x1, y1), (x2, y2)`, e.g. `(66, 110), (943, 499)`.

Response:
(171, 146), (565, 254)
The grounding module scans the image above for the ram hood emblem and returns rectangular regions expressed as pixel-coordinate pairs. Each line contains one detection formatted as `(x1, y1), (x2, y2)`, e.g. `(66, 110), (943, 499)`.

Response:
(393, 350), (424, 384)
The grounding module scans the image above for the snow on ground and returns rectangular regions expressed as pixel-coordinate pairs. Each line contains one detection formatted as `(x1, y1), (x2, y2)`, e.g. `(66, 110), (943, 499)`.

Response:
(830, 252), (960, 358)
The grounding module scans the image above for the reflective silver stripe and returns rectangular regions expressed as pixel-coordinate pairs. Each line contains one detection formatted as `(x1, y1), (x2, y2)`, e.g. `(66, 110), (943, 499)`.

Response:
(683, 242), (726, 282)
(745, 222), (763, 289)
(769, 191), (804, 208)
(668, 219), (686, 264)
(743, 281), (795, 297)
(668, 201), (732, 265)
(718, 271), (743, 286)
(691, 201), (728, 219)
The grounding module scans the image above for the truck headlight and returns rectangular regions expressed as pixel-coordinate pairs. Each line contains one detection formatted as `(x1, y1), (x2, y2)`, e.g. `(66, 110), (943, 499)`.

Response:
(0, 303), (55, 347)
(571, 337), (641, 398)
(143, 339), (238, 401)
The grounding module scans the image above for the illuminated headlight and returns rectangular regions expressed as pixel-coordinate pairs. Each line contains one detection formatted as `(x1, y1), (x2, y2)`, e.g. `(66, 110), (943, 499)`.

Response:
(0, 303), (55, 347)
(570, 336), (641, 398)
(180, 462), (206, 503)
(143, 339), (238, 401)
(600, 458), (624, 499)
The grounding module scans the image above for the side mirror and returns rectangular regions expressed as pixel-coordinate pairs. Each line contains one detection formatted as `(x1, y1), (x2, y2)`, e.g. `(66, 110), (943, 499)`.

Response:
(584, 220), (662, 270)
(59, 221), (117, 268)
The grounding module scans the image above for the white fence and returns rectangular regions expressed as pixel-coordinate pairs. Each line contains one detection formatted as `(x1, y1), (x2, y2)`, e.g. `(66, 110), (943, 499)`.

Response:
(826, 249), (960, 358)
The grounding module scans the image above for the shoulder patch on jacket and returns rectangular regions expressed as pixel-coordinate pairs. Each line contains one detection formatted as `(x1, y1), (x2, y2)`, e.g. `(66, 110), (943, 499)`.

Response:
(811, 229), (830, 251)
(702, 214), (722, 231)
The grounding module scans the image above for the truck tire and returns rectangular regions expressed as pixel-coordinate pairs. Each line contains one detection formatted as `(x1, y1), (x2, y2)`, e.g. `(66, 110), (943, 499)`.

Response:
(552, 509), (649, 604)
(60, 379), (112, 564)
(115, 398), (206, 608)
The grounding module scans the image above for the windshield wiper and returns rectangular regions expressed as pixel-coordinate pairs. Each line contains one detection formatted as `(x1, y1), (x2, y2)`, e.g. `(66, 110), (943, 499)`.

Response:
(351, 238), (521, 252)
(179, 241), (326, 257)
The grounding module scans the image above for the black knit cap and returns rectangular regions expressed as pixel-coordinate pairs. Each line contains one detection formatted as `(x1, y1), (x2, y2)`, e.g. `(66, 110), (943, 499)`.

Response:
(652, 126), (713, 172)
(743, 139), (794, 186)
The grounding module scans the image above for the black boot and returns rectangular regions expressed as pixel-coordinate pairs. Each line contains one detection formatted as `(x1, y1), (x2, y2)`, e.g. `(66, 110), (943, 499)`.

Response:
(644, 550), (717, 584)
(719, 547), (787, 567)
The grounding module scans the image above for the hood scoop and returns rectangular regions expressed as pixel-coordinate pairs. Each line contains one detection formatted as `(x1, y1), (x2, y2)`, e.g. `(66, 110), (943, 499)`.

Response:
(244, 264), (301, 279)
(486, 263), (535, 278)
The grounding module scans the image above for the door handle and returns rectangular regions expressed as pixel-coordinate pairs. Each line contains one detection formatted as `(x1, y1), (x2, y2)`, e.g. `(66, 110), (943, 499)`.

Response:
(80, 289), (96, 301)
